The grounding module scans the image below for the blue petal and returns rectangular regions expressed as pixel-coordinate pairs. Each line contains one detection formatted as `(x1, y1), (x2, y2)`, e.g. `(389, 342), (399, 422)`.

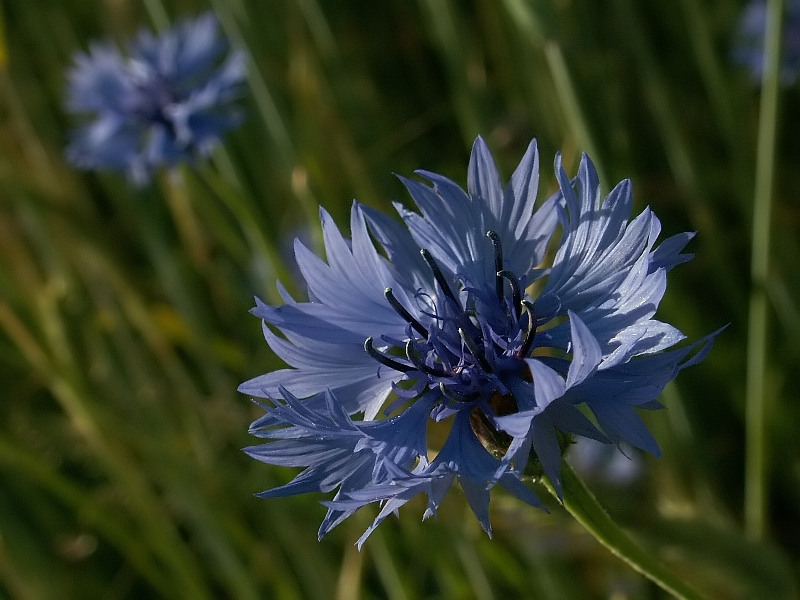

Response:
(506, 138), (541, 238)
(467, 136), (504, 219)
(649, 230), (696, 272)
(460, 477), (493, 536)
(395, 138), (559, 290)
(244, 388), (431, 536)
(565, 311), (602, 388)
(397, 174), (487, 282)
(589, 403), (661, 456)
(360, 202), (429, 291)
(292, 207), (407, 338)
(529, 414), (565, 496)
(527, 359), (567, 410)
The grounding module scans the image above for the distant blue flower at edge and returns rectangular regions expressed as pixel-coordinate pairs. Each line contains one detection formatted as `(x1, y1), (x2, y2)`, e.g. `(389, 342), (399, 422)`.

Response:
(65, 12), (246, 184)
(240, 138), (720, 547)
(733, 0), (800, 85)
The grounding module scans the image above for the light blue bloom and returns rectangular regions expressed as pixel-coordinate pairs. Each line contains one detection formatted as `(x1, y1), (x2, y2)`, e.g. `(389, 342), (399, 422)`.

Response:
(569, 437), (642, 487)
(241, 137), (718, 546)
(733, 0), (800, 84)
(65, 12), (246, 184)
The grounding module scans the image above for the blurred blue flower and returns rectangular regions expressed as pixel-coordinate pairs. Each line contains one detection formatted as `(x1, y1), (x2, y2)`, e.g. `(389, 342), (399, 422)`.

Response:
(241, 138), (718, 546)
(65, 12), (246, 184)
(568, 437), (642, 487)
(733, 0), (800, 84)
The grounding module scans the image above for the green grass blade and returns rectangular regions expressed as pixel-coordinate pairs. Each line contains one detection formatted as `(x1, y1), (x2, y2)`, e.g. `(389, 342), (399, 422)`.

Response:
(745, 0), (784, 542)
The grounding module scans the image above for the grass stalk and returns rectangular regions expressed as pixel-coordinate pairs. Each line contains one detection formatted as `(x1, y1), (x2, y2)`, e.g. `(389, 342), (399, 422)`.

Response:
(745, 0), (784, 541)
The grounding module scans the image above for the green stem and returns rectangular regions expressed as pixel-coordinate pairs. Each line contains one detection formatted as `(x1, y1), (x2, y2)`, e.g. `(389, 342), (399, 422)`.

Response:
(745, 0), (784, 542)
(160, 169), (208, 266)
(543, 462), (704, 600)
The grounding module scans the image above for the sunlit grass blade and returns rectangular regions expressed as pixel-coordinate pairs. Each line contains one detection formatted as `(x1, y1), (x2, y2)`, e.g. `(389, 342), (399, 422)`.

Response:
(611, 0), (698, 193)
(745, 0), (784, 542)
(417, 0), (482, 142)
(160, 169), (210, 266)
(195, 162), (294, 302)
(0, 295), (215, 599)
(611, 0), (747, 322)
(367, 528), (410, 600)
(676, 0), (738, 152)
(211, 0), (296, 165)
(0, 2), (7, 70)
(501, 0), (606, 181)
(142, 0), (170, 32)
(0, 437), (173, 596)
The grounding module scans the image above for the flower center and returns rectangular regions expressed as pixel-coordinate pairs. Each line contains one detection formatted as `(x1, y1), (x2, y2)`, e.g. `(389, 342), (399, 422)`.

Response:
(365, 231), (538, 456)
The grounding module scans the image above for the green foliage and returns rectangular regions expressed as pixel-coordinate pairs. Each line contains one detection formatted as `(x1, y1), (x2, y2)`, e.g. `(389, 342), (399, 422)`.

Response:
(0, 0), (798, 597)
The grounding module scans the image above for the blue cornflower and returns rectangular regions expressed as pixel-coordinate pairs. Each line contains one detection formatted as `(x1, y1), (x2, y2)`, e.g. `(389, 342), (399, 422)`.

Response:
(732, 0), (800, 84)
(241, 138), (718, 546)
(65, 12), (246, 184)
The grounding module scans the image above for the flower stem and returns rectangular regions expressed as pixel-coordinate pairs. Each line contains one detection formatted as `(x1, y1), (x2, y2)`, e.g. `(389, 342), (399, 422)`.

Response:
(745, 0), (784, 542)
(161, 169), (209, 266)
(543, 462), (704, 600)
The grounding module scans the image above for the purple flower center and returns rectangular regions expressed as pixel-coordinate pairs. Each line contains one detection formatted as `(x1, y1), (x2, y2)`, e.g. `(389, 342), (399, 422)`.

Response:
(365, 231), (538, 455)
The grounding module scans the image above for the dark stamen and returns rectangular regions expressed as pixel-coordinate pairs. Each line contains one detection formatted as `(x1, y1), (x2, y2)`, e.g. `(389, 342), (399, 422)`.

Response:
(497, 270), (522, 319)
(406, 339), (449, 377)
(486, 231), (504, 301)
(365, 337), (414, 373)
(458, 327), (493, 373)
(385, 287), (428, 337)
(420, 249), (459, 307)
(439, 381), (471, 403)
(519, 301), (537, 358)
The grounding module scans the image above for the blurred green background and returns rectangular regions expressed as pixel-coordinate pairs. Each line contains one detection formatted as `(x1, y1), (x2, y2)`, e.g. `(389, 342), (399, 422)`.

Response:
(1, 0), (798, 598)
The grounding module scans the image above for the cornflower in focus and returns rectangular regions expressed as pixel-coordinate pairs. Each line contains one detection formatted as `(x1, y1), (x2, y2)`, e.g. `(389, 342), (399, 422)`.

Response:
(240, 137), (718, 547)
(733, 0), (800, 84)
(64, 12), (246, 184)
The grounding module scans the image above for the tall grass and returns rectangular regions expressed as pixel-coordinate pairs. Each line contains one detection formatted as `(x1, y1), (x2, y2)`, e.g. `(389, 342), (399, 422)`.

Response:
(0, 0), (798, 598)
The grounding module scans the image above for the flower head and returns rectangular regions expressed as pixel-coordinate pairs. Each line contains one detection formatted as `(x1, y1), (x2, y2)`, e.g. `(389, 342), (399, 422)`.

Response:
(241, 137), (718, 546)
(65, 12), (246, 184)
(732, 0), (800, 85)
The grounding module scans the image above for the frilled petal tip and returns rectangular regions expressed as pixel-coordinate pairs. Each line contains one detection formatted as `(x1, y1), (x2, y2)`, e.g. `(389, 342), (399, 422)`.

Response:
(568, 326), (726, 455)
(394, 136), (559, 289)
